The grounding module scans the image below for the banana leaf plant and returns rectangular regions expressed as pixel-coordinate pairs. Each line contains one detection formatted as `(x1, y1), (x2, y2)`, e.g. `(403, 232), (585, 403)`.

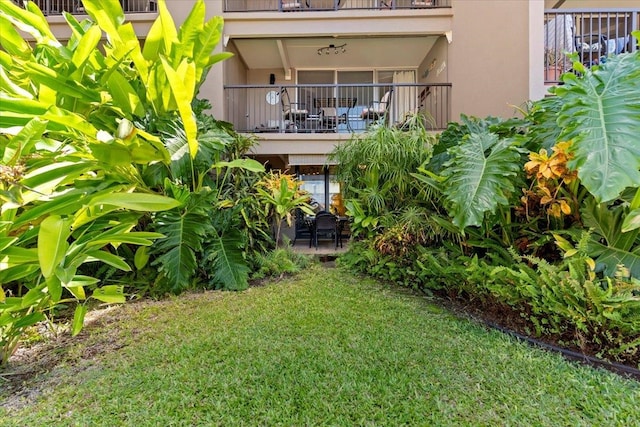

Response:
(0, 0), (232, 364)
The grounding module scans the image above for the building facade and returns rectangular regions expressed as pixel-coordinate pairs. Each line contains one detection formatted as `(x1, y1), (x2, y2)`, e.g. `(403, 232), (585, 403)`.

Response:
(15, 0), (640, 209)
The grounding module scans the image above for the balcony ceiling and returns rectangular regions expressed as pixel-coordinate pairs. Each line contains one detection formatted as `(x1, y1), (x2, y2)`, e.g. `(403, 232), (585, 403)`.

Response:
(231, 36), (438, 70)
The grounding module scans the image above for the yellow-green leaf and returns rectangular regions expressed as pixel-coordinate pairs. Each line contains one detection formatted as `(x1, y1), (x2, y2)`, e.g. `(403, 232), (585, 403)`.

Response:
(89, 193), (182, 211)
(134, 246), (150, 270)
(72, 304), (87, 336)
(160, 56), (198, 158)
(92, 285), (125, 304)
(46, 275), (62, 303)
(38, 215), (71, 279)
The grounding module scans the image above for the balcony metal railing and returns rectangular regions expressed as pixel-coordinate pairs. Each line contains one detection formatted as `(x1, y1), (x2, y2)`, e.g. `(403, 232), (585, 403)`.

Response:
(10, 0), (158, 15)
(544, 8), (639, 84)
(224, 0), (450, 13)
(225, 84), (451, 134)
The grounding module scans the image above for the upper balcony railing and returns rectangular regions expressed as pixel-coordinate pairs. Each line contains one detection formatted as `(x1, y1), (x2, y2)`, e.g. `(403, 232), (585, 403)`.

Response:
(544, 8), (639, 84)
(225, 83), (451, 134)
(224, 0), (450, 13)
(9, 0), (158, 15)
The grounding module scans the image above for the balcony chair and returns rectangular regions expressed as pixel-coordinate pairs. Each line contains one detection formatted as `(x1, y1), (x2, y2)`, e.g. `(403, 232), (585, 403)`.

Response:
(281, 0), (303, 11)
(411, 0), (434, 7)
(317, 97), (356, 132)
(360, 89), (393, 125)
(313, 211), (338, 249)
(281, 88), (308, 130)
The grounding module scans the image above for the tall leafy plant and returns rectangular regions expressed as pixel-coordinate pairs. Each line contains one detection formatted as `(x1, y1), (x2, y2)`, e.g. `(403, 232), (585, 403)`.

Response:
(551, 34), (640, 278)
(554, 43), (640, 205)
(256, 172), (313, 249)
(330, 113), (439, 239)
(0, 0), (234, 363)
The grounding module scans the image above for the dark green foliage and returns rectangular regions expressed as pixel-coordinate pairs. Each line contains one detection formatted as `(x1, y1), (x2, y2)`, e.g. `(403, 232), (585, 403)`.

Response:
(523, 96), (563, 151)
(441, 131), (524, 229)
(150, 184), (214, 294)
(554, 50), (640, 204)
(205, 230), (250, 291)
(329, 114), (436, 214)
(581, 197), (640, 278)
(485, 241), (640, 363)
(250, 248), (313, 280)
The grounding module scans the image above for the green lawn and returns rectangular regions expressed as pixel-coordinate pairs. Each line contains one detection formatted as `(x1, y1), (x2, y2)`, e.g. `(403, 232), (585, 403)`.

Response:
(1, 265), (639, 426)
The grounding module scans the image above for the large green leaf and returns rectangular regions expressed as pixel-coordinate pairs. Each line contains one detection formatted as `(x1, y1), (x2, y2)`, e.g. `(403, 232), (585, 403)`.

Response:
(81, 0), (125, 45)
(213, 159), (266, 173)
(582, 197), (640, 278)
(70, 25), (101, 73)
(0, 95), (98, 136)
(0, 0), (58, 45)
(89, 193), (182, 212)
(0, 14), (31, 57)
(555, 52), (640, 203)
(84, 250), (131, 272)
(207, 230), (249, 291)
(1, 117), (47, 165)
(177, 0), (205, 59)
(37, 215), (71, 279)
(151, 209), (209, 292)
(194, 16), (229, 84)
(91, 285), (125, 304)
(105, 67), (144, 117)
(160, 57), (198, 158)
(71, 304), (87, 336)
(442, 131), (522, 230)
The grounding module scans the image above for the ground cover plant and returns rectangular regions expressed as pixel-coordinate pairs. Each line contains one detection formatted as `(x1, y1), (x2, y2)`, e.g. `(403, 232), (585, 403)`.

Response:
(1, 266), (639, 426)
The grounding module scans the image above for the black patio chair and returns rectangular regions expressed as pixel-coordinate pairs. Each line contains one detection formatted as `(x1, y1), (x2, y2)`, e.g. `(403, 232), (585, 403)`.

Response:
(293, 208), (314, 247)
(313, 211), (337, 249)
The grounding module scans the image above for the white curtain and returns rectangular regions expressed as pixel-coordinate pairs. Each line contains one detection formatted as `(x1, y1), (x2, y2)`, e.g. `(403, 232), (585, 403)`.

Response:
(544, 14), (574, 71)
(391, 70), (416, 124)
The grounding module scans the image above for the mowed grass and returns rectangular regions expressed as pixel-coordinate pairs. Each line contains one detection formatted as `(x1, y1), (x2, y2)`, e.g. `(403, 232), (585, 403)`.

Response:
(1, 265), (639, 426)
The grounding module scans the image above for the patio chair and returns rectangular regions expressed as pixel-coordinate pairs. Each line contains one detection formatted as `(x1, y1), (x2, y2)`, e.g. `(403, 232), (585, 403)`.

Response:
(313, 211), (337, 249)
(281, 0), (303, 11)
(293, 208), (314, 247)
(411, 0), (433, 7)
(281, 88), (308, 130)
(360, 89), (393, 125)
(336, 217), (350, 248)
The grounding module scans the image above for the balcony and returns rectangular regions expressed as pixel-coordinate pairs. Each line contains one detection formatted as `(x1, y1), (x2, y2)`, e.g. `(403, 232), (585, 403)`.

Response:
(225, 83), (451, 134)
(224, 0), (450, 13)
(544, 8), (639, 84)
(9, 0), (158, 15)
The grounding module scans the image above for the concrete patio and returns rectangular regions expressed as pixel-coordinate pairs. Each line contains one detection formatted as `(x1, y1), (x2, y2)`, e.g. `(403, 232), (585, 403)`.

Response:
(289, 238), (349, 256)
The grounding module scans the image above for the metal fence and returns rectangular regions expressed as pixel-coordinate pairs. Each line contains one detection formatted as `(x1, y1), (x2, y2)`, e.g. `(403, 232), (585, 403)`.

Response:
(544, 8), (639, 84)
(224, 0), (450, 13)
(10, 0), (158, 15)
(224, 84), (451, 134)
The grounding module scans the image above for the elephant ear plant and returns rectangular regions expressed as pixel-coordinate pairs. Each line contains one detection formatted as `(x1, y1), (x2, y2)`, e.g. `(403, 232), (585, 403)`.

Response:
(0, 0), (232, 365)
(552, 32), (640, 278)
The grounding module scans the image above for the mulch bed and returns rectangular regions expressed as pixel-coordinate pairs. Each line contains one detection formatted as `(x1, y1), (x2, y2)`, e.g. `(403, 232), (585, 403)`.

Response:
(433, 291), (640, 380)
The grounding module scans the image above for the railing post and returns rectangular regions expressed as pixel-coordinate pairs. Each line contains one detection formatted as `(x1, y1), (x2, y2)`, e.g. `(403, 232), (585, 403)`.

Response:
(632, 11), (639, 52)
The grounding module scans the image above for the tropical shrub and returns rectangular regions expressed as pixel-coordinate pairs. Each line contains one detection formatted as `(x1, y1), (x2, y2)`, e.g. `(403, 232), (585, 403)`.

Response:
(330, 112), (442, 241)
(487, 236), (640, 363)
(256, 172), (314, 249)
(0, 0), (264, 363)
(250, 247), (313, 281)
(339, 35), (640, 364)
(0, 0), (202, 363)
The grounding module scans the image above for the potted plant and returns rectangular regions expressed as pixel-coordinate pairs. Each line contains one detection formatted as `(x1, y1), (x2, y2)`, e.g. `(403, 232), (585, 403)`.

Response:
(544, 47), (565, 82)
